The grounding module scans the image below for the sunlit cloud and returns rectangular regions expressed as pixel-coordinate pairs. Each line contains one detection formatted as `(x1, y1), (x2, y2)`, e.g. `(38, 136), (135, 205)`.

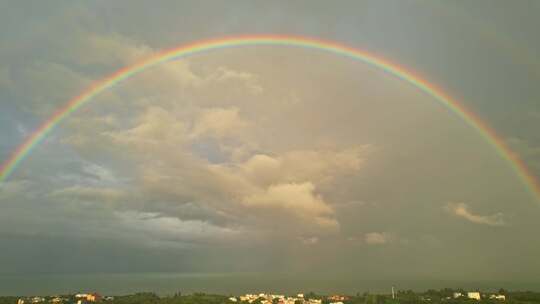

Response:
(364, 232), (393, 245)
(445, 202), (506, 226)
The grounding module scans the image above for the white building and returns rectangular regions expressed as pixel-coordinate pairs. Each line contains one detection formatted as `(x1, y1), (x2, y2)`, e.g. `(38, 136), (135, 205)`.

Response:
(453, 293), (463, 299)
(490, 295), (506, 301)
(467, 292), (481, 300)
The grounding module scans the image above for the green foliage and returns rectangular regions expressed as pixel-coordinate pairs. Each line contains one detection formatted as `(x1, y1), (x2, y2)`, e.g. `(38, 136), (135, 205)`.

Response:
(0, 297), (17, 304)
(2, 290), (540, 304)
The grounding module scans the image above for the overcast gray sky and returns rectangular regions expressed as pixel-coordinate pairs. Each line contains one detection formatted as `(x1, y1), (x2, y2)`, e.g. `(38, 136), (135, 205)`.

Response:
(1, 0), (540, 289)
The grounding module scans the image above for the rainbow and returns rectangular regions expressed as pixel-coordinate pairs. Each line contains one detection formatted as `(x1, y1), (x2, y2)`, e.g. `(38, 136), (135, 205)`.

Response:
(1, 35), (539, 201)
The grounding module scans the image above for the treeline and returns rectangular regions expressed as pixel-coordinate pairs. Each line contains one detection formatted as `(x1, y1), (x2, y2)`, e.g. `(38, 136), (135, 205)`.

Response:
(0, 297), (18, 304)
(109, 293), (229, 304)
(2, 290), (540, 304)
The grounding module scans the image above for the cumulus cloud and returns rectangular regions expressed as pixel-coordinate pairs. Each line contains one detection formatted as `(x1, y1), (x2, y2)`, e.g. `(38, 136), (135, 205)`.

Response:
(71, 80), (368, 238)
(62, 115), (119, 147)
(300, 236), (319, 245)
(239, 148), (366, 187)
(81, 163), (118, 183)
(242, 182), (339, 232)
(445, 202), (506, 226)
(206, 66), (263, 95)
(190, 107), (249, 139)
(3, 28), (378, 249)
(364, 232), (393, 245)
(105, 106), (189, 149)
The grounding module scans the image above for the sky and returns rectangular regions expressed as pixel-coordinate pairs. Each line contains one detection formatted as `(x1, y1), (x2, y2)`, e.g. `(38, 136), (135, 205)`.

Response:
(1, 0), (540, 291)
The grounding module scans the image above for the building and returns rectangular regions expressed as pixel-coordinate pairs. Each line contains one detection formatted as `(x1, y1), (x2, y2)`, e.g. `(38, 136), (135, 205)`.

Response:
(467, 292), (481, 300)
(490, 295), (506, 301)
(453, 293), (463, 299)
(328, 296), (348, 302)
(87, 294), (102, 302)
(75, 293), (102, 303)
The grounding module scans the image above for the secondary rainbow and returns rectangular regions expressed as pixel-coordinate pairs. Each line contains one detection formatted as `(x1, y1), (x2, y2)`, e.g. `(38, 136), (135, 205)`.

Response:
(1, 35), (539, 201)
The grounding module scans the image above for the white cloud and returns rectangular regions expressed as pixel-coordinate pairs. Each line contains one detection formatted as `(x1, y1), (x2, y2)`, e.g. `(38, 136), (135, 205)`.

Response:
(300, 236), (319, 245)
(190, 107), (249, 139)
(206, 66), (263, 95)
(40, 45), (375, 243)
(364, 232), (393, 245)
(242, 182), (339, 232)
(445, 202), (506, 226)
(105, 106), (188, 149)
(82, 163), (117, 183)
(238, 148), (366, 188)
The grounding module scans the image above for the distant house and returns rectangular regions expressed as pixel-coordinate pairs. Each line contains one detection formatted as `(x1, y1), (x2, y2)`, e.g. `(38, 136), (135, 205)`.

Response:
(490, 295), (506, 301)
(87, 294), (102, 302)
(328, 296), (348, 302)
(467, 292), (481, 300)
(75, 293), (102, 303)
(453, 293), (462, 299)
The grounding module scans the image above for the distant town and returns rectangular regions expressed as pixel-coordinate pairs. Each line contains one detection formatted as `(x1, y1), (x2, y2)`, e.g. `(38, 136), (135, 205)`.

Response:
(2, 288), (540, 304)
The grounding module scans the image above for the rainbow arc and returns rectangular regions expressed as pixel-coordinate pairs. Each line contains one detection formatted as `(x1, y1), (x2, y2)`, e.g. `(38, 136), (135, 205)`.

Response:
(1, 35), (538, 201)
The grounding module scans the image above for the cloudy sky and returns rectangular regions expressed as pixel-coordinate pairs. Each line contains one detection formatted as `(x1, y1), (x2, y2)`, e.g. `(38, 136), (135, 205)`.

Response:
(1, 0), (540, 288)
